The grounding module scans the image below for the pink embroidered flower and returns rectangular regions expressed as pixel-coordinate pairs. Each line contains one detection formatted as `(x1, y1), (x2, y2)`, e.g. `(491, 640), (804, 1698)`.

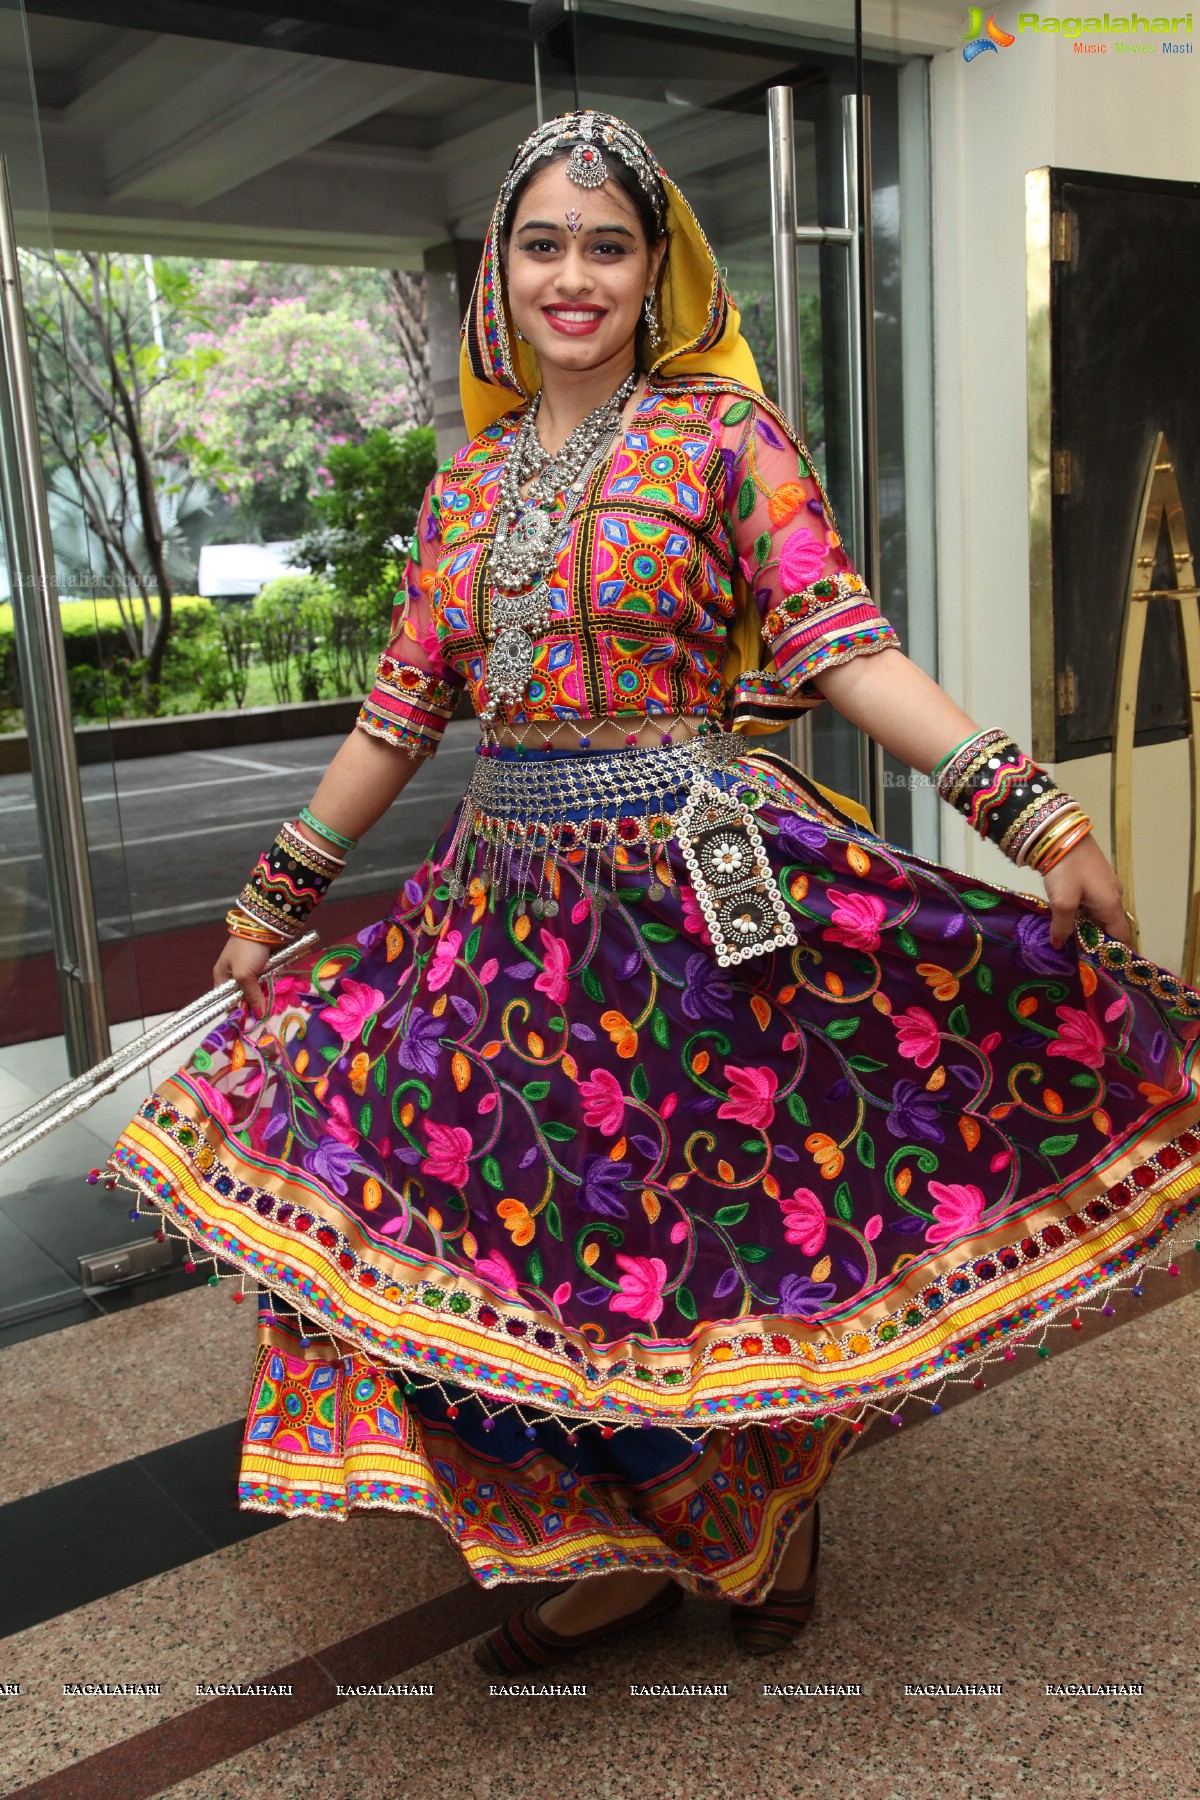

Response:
(823, 888), (888, 952)
(892, 1005), (942, 1069)
(324, 1093), (359, 1148)
(269, 974), (310, 1010)
(779, 1187), (827, 1256)
(419, 1119), (473, 1189)
(1046, 1005), (1106, 1069)
(534, 928), (570, 1006)
(717, 1063), (779, 1131)
(474, 1249), (519, 1294)
(678, 883), (713, 947)
(925, 1180), (986, 1247)
(427, 929), (462, 992)
(320, 978), (384, 1044)
(608, 1253), (668, 1324)
(579, 1067), (625, 1136)
(191, 1075), (233, 1125)
(779, 527), (827, 595)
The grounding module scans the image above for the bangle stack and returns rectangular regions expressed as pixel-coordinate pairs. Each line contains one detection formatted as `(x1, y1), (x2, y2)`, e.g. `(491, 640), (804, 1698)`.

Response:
(227, 818), (346, 944)
(933, 728), (1091, 869)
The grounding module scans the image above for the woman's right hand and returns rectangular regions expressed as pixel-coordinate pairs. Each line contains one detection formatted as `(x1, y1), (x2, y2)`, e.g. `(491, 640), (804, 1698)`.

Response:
(213, 935), (274, 1019)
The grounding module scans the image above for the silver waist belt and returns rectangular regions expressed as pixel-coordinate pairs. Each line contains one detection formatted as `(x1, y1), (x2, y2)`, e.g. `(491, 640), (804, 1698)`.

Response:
(441, 730), (798, 968)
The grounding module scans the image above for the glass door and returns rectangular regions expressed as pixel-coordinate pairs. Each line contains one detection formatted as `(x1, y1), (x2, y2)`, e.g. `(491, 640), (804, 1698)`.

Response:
(0, 0), (158, 1335)
(533, 0), (937, 853)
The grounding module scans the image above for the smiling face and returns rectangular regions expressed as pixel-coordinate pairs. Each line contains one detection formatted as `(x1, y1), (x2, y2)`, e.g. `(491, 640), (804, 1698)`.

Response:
(502, 158), (666, 383)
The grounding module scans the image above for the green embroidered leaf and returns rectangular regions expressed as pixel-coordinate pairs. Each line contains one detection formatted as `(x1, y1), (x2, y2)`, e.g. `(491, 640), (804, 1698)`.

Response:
(856, 1130), (876, 1168)
(947, 1004), (970, 1037)
(375, 1057), (388, 1095)
(581, 966), (604, 1003)
(549, 1015), (565, 1032)
(753, 530), (771, 568)
(320, 1045), (339, 1061)
(847, 1055), (886, 1073)
(715, 1202), (749, 1228)
(545, 1201), (563, 1241)
(975, 965), (994, 995)
(826, 1017), (860, 1041)
(465, 924), (481, 962)
(1069, 1071), (1098, 1088)
(787, 1092), (810, 1126)
(737, 476), (757, 521)
(525, 1249), (544, 1287)
(1039, 1133), (1079, 1158)
(651, 1008), (670, 1049)
(631, 1063), (650, 1102)
(961, 889), (1001, 910)
(640, 920), (679, 943)
(832, 1182), (854, 1222)
(543, 1121), (577, 1142)
(675, 1285), (698, 1321)
(523, 1080), (551, 1103)
(358, 1103), (372, 1135)
(481, 1155), (504, 1189)
(740, 1139), (765, 1154)
(740, 1243), (772, 1262)
(724, 397), (752, 425)
(192, 1049), (213, 1073)
(897, 926), (920, 958)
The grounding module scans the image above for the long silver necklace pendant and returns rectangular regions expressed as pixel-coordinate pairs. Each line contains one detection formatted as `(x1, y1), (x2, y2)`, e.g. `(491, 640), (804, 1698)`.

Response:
(674, 780), (799, 967)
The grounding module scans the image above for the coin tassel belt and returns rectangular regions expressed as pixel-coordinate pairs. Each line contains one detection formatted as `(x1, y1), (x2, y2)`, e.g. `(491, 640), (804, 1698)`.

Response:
(441, 731), (799, 968)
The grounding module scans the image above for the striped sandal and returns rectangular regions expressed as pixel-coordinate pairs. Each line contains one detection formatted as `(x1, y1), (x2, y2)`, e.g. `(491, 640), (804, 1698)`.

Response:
(474, 1577), (684, 1675)
(729, 1503), (821, 1656)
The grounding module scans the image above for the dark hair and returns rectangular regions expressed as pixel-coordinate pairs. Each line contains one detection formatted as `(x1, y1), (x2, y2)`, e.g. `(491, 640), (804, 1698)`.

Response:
(500, 146), (667, 250)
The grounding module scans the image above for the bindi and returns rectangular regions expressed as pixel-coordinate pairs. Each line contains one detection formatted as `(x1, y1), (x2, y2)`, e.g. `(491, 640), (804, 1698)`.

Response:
(565, 209), (583, 234)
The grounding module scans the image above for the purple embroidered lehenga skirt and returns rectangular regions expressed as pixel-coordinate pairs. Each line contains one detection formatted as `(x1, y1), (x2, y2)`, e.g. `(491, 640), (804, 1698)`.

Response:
(109, 742), (1200, 1603)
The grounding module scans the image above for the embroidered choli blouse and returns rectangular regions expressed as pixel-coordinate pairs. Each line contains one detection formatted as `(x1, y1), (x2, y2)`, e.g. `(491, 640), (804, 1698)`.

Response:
(356, 377), (899, 759)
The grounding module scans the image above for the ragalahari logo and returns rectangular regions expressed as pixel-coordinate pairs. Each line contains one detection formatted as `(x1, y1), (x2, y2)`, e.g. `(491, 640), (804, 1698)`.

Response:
(962, 8), (1018, 56)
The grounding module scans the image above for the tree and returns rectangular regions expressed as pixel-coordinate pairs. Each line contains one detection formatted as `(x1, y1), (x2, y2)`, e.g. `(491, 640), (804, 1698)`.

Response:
(298, 425), (436, 603)
(385, 270), (433, 425)
(160, 295), (416, 540)
(22, 251), (210, 700)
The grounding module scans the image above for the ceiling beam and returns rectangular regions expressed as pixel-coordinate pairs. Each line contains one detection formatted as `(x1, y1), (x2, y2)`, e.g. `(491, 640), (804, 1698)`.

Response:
(19, 0), (538, 85)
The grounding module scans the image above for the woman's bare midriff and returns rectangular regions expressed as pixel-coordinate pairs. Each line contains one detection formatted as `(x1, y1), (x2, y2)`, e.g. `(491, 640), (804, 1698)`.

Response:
(488, 714), (709, 752)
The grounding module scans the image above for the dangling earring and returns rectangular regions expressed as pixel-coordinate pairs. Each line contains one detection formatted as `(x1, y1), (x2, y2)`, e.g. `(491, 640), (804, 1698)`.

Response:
(514, 323), (525, 341)
(643, 292), (661, 351)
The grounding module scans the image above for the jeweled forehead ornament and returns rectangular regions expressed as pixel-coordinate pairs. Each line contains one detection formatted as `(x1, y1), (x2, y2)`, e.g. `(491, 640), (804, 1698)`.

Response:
(503, 110), (667, 232)
(565, 208), (583, 235)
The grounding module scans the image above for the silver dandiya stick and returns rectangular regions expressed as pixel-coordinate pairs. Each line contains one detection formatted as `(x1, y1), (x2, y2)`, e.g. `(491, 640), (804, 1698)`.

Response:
(0, 930), (319, 1168)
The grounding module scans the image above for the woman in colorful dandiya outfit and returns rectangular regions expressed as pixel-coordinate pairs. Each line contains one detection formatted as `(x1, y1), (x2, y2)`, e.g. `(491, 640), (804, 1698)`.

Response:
(109, 113), (1200, 1671)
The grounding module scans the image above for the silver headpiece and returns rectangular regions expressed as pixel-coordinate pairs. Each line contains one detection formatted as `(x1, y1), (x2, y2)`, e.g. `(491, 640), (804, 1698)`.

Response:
(503, 111), (668, 232)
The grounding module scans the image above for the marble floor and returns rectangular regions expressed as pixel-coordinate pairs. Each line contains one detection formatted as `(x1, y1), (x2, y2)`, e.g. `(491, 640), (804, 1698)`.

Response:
(0, 1199), (1197, 1800)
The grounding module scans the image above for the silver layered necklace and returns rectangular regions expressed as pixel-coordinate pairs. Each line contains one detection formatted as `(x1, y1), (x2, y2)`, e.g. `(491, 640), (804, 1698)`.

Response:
(481, 368), (638, 725)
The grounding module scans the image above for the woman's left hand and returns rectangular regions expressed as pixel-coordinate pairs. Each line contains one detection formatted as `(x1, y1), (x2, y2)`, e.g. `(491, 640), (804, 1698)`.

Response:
(1041, 834), (1131, 950)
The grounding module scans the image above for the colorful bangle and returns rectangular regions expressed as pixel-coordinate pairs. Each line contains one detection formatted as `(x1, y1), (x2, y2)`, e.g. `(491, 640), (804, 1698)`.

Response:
(299, 805), (358, 853)
(225, 906), (288, 945)
(1027, 811), (1093, 874)
(233, 821), (343, 942)
(934, 729), (1082, 866)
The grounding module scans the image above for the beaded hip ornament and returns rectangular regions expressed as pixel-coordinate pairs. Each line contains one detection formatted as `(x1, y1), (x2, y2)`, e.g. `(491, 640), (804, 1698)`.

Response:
(442, 733), (798, 968)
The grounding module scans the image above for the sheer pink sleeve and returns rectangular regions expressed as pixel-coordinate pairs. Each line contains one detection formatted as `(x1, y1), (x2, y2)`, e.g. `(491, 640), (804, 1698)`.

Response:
(717, 393), (899, 705)
(355, 474), (468, 760)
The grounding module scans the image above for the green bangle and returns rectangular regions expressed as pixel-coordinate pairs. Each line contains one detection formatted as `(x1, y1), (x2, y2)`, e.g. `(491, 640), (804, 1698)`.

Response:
(299, 805), (358, 852)
(930, 731), (980, 781)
